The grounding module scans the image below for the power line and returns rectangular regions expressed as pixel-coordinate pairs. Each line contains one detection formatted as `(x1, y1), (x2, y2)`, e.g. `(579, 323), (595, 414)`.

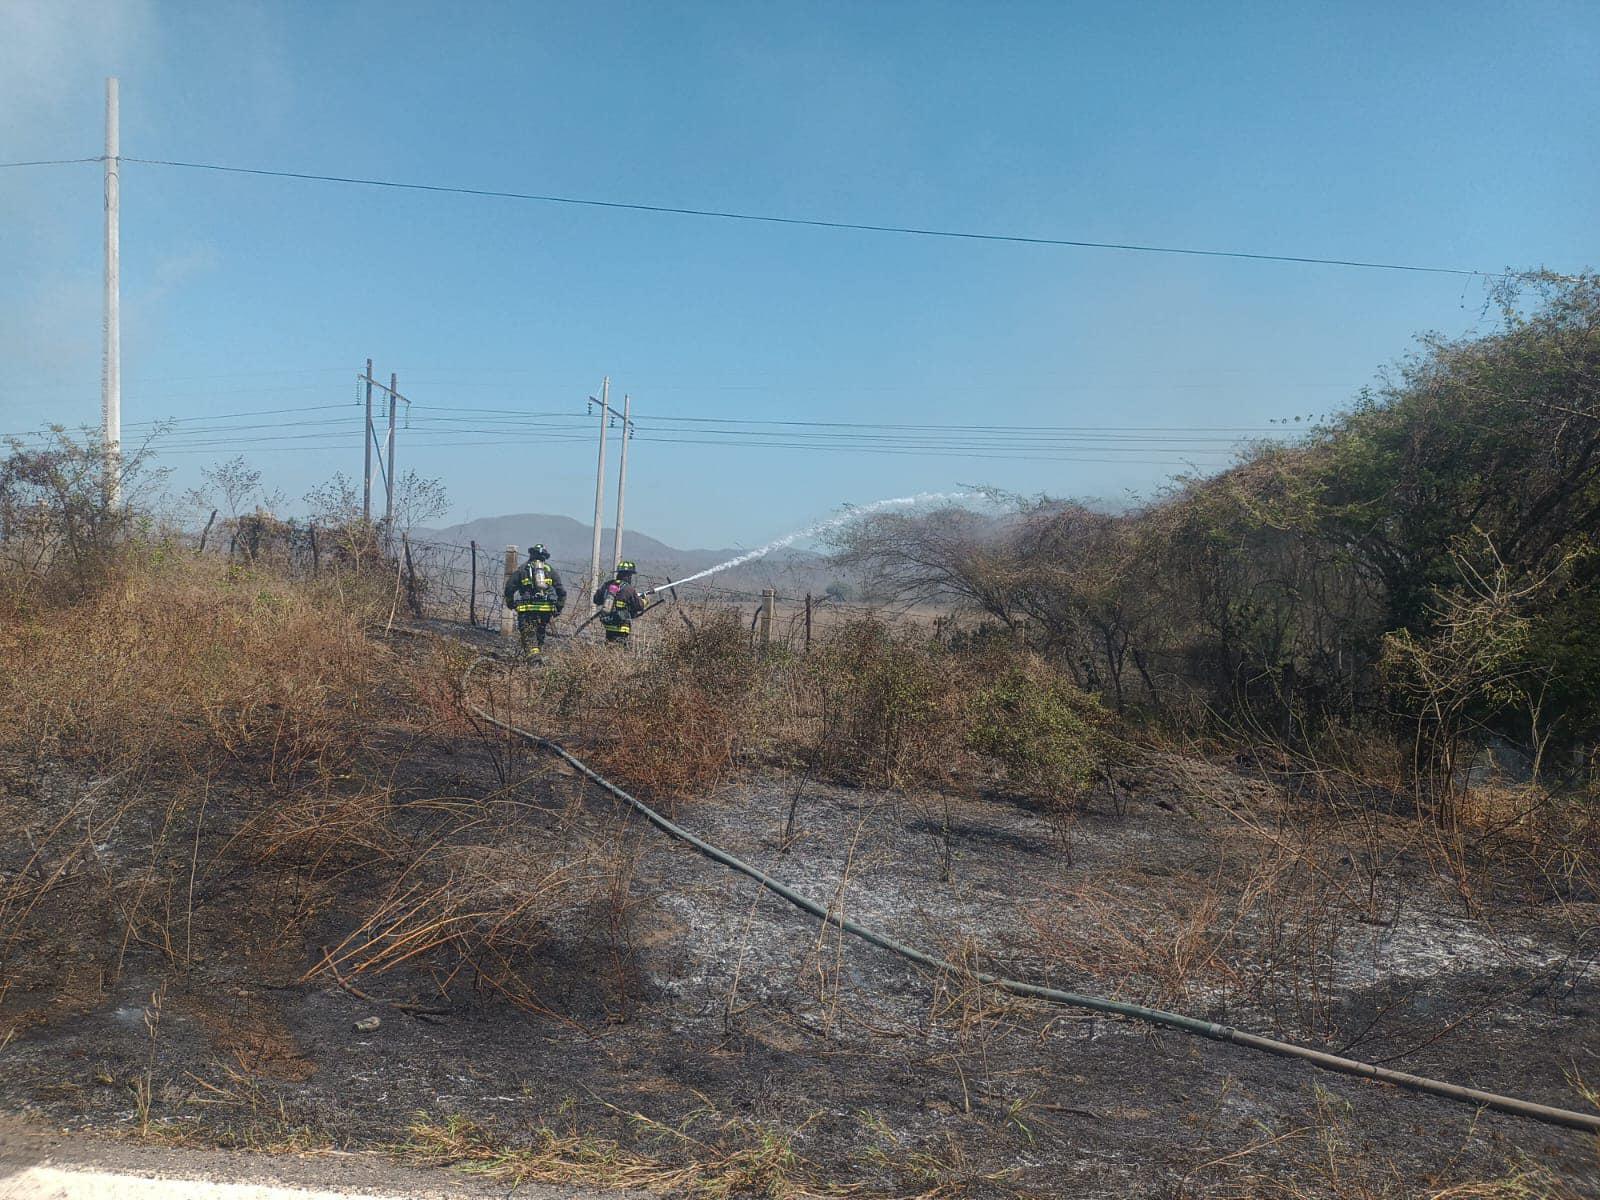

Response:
(139, 437), (1232, 466)
(113, 155), (1503, 279)
(6, 406), (1278, 460)
(124, 404), (351, 428)
(0, 157), (102, 168)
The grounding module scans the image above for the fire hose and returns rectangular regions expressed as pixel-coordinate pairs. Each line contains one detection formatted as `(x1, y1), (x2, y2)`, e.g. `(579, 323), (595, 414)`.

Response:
(461, 656), (1600, 1135)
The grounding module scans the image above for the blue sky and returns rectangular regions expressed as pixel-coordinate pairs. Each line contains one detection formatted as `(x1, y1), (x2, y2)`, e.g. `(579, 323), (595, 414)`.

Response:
(2, 0), (1596, 547)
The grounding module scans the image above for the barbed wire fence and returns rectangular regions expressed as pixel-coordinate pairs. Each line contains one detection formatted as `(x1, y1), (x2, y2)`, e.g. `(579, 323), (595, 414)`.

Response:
(195, 517), (944, 655)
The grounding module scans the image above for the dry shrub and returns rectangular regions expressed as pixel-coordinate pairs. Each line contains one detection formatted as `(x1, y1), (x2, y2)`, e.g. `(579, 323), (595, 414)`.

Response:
(1271, 718), (1599, 910)
(251, 781), (401, 872)
(406, 634), (480, 737)
(615, 611), (762, 801)
(524, 612), (762, 804)
(1437, 779), (1600, 907)
(509, 614), (1110, 808)
(966, 649), (1108, 805)
(805, 617), (965, 788)
(0, 554), (383, 781)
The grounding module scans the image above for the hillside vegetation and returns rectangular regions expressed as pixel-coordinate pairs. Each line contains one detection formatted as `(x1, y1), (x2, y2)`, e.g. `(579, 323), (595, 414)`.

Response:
(838, 272), (1599, 861)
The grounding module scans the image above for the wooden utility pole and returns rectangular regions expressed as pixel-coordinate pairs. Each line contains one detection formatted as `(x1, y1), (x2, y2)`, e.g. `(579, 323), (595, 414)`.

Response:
(362, 358), (374, 522)
(102, 77), (121, 507)
(804, 592), (813, 653)
(502, 545), (518, 638)
(469, 540), (478, 626)
(588, 376), (610, 595)
(611, 392), (632, 569)
(383, 371), (398, 541)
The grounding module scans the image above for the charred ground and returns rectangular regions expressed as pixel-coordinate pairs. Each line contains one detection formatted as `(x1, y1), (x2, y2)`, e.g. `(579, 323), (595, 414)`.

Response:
(1, 607), (1596, 1198)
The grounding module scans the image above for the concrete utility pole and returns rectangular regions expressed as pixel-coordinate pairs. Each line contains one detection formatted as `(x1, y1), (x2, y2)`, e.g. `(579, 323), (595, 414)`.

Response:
(362, 358), (374, 522)
(384, 371), (398, 539)
(588, 376), (610, 596)
(611, 393), (631, 569)
(102, 77), (121, 506)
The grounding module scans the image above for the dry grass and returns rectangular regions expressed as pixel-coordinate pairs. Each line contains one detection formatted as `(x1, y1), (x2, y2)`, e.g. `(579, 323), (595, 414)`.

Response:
(0, 555), (394, 1014)
(402, 1107), (838, 1199)
(1026, 839), (1348, 1035)
(1165, 1086), (1590, 1199)
(313, 828), (601, 1015)
(0, 554), (385, 780)
(0, 551), (594, 1032)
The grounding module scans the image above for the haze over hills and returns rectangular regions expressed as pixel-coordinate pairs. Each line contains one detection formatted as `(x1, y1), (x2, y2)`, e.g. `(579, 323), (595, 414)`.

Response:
(417, 512), (838, 597)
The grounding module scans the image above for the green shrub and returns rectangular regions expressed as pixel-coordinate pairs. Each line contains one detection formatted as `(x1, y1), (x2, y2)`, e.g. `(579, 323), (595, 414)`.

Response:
(967, 657), (1106, 802)
(807, 618), (963, 788)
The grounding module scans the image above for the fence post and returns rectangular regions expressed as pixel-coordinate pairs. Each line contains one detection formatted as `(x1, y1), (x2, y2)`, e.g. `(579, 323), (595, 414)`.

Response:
(501, 545), (517, 639)
(197, 508), (217, 555)
(804, 592), (812, 653)
(309, 523), (319, 577)
(759, 588), (775, 651)
(401, 533), (422, 616)
(469, 539), (478, 627)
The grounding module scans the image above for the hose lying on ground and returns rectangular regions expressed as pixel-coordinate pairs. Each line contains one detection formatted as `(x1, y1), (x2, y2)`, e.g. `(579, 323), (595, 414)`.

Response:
(461, 656), (1600, 1136)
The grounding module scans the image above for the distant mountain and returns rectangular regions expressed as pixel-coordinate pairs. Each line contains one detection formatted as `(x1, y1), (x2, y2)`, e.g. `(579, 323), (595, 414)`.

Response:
(414, 513), (840, 598)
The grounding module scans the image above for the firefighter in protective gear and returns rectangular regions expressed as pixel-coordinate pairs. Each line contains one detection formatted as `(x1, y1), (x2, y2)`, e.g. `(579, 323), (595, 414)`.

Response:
(592, 560), (648, 645)
(504, 544), (566, 657)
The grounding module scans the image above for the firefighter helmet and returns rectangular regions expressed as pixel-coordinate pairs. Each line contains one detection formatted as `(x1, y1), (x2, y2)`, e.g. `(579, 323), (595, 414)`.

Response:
(528, 544), (549, 560)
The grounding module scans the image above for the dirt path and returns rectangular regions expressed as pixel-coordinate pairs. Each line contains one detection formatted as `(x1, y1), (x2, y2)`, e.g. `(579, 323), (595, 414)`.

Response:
(0, 1116), (627, 1199)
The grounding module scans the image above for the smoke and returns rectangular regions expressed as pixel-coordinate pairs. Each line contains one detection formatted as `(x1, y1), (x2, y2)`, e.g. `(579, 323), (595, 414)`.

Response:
(647, 491), (976, 595)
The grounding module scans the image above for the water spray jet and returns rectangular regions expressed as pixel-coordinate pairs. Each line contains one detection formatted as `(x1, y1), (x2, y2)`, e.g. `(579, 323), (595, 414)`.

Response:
(563, 492), (977, 639)
(642, 491), (977, 598)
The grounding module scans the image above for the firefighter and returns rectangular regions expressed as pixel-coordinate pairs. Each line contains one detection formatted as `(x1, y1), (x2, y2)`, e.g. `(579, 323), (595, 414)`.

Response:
(592, 560), (648, 646)
(504, 544), (566, 658)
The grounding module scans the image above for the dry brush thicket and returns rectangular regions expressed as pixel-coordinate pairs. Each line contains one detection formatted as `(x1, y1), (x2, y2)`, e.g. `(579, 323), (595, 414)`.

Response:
(515, 609), (1110, 815)
(832, 272), (1600, 899)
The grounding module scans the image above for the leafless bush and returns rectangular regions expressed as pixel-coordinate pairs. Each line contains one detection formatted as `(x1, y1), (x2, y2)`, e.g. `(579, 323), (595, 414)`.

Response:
(0, 426), (166, 612)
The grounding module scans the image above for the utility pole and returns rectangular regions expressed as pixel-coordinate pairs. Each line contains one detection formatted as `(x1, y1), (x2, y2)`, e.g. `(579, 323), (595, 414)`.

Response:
(102, 77), (121, 507)
(611, 393), (632, 569)
(588, 376), (610, 596)
(362, 358), (373, 523)
(384, 371), (398, 540)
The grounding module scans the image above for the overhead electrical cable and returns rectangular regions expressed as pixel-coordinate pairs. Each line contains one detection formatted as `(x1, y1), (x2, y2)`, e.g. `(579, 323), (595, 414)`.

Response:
(0, 157), (103, 168)
(103, 155), (1504, 278)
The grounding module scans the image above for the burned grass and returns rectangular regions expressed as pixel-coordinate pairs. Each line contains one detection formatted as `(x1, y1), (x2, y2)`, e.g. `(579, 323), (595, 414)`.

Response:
(1, 568), (1597, 1196)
